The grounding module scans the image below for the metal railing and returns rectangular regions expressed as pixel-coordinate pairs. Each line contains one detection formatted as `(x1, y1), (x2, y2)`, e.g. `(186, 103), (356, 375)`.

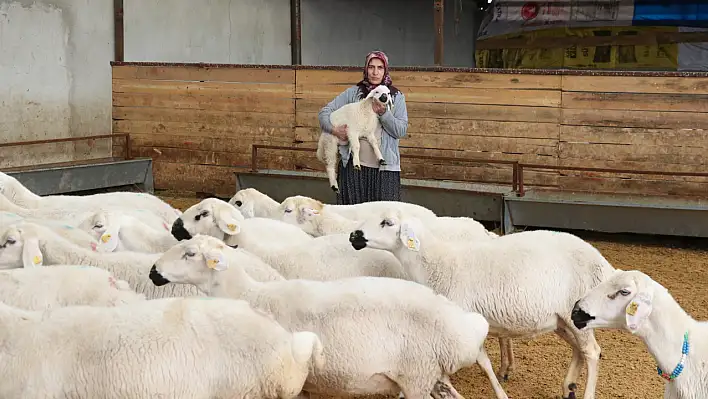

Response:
(0, 133), (133, 160)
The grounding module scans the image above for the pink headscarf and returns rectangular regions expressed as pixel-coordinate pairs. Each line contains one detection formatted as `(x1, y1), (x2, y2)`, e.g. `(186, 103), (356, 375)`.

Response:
(357, 50), (398, 99)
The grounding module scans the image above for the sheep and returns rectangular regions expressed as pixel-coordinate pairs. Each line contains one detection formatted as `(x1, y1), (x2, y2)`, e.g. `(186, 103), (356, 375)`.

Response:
(0, 265), (146, 310)
(0, 295), (324, 399)
(317, 84), (393, 192)
(349, 209), (617, 399)
(0, 222), (284, 301)
(77, 210), (177, 253)
(150, 234), (510, 399)
(0, 171), (182, 224)
(229, 187), (281, 218)
(172, 200), (407, 281)
(0, 191), (170, 233)
(280, 194), (498, 241)
(1, 211), (104, 251)
(571, 269), (708, 399)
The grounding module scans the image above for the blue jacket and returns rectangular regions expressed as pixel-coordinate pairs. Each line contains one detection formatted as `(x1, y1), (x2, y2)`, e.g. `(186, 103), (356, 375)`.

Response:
(317, 85), (409, 172)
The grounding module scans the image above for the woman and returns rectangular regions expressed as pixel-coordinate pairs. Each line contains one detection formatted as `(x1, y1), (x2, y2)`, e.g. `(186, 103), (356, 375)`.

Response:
(317, 50), (409, 205)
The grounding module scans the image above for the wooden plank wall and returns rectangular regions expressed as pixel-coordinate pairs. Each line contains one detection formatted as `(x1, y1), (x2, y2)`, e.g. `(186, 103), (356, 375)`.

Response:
(112, 65), (297, 195)
(559, 75), (708, 197)
(111, 64), (708, 198)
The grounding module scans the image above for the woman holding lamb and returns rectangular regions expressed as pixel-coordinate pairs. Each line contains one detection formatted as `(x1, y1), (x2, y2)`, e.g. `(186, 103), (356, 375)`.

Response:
(318, 50), (409, 205)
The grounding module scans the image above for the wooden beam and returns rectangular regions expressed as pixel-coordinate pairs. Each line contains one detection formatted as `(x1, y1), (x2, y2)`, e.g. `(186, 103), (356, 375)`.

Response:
(114, 0), (124, 62)
(434, 0), (444, 65)
(290, 0), (302, 65)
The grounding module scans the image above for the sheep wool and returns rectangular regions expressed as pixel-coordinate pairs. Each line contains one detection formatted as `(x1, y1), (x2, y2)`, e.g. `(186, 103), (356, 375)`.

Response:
(0, 296), (323, 399)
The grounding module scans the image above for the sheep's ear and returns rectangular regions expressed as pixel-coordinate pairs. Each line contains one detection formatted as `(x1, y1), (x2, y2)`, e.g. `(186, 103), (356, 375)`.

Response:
(302, 207), (320, 218)
(625, 291), (653, 333)
(98, 221), (121, 252)
(399, 220), (420, 252)
(215, 207), (242, 235)
(204, 248), (228, 272)
(21, 237), (43, 268)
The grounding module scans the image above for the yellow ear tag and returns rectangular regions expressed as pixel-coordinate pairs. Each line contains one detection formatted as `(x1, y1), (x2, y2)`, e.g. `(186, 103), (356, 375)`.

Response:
(227, 223), (237, 231)
(33, 255), (42, 265)
(206, 258), (219, 269)
(407, 238), (416, 249)
(626, 301), (638, 316)
(101, 233), (111, 243)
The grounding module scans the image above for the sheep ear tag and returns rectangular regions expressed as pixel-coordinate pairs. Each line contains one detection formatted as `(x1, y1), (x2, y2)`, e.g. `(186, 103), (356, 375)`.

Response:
(400, 223), (420, 252)
(98, 224), (120, 252)
(205, 252), (228, 272)
(21, 237), (43, 268)
(625, 291), (653, 333)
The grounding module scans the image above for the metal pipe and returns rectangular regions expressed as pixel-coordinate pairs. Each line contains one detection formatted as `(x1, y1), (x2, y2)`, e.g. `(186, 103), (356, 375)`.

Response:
(290, 0), (302, 65)
(434, 0), (444, 65)
(114, 0), (124, 62)
(0, 133), (128, 148)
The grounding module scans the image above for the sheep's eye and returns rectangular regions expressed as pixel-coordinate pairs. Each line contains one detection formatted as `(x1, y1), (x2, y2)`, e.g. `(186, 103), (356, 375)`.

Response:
(93, 224), (104, 229)
(284, 209), (292, 213)
(380, 219), (393, 227)
(235, 200), (243, 207)
(619, 289), (631, 296)
(5, 238), (16, 245)
(185, 251), (195, 257)
(195, 210), (209, 221)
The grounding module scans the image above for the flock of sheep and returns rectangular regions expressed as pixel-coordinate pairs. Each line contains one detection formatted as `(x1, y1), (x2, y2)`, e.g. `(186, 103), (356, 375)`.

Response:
(0, 170), (705, 399)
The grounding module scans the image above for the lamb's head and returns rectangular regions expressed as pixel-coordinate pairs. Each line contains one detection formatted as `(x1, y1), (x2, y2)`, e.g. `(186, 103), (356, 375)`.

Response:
(228, 188), (272, 218)
(78, 210), (168, 253)
(0, 223), (44, 269)
(366, 84), (393, 110)
(571, 269), (662, 334)
(278, 195), (324, 235)
(349, 209), (425, 253)
(150, 234), (231, 288)
(171, 198), (244, 242)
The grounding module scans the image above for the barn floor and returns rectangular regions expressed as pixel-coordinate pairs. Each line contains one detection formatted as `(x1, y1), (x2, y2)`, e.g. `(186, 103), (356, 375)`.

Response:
(159, 190), (708, 399)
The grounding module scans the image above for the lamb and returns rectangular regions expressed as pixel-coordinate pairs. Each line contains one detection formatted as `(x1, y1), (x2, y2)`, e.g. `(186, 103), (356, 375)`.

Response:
(0, 295), (324, 399)
(571, 269), (708, 399)
(280, 194), (498, 241)
(1, 212), (103, 251)
(229, 187), (281, 218)
(172, 199), (406, 281)
(77, 210), (177, 253)
(0, 222), (284, 300)
(0, 171), (182, 224)
(0, 265), (146, 310)
(349, 209), (617, 399)
(150, 234), (509, 399)
(0, 191), (170, 232)
(317, 84), (393, 192)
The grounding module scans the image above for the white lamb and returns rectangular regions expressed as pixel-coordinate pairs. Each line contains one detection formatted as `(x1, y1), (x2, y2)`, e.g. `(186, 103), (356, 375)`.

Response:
(150, 234), (509, 399)
(280, 194), (438, 223)
(77, 210), (177, 253)
(0, 222), (284, 300)
(0, 265), (146, 310)
(172, 200), (406, 281)
(229, 187), (281, 218)
(317, 84), (393, 192)
(0, 192), (170, 232)
(0, 296), (324, 399)
(280, 194), (498, 241)
(0, 171), (182, 224)
(349, 209), (617, 399)
(1, 211), (103, 251)
(571, 269), (708, 399)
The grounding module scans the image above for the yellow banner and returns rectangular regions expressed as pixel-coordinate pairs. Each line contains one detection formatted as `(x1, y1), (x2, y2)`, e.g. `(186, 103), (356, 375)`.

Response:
(475, 26), (679, 70)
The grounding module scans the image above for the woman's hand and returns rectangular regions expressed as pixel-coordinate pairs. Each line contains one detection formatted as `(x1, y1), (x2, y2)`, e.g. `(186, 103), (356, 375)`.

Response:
(372, 101), (387, 115)
(331, 124), (348, 141)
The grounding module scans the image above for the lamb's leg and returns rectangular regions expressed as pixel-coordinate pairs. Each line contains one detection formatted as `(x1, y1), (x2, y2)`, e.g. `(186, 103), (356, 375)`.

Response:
(497, 337), (513, 381)
(430, 377), (465, 399)
(475, 347), (510, 399)
(504, 338), (515, 379)
(361, 131), (387, 166)
(349, 134), (362, 171)
(554, 321), (584, 399)
(565, 318), (602, 399)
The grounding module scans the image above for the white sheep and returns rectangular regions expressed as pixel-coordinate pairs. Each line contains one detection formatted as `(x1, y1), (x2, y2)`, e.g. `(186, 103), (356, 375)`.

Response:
(0, 222), (284, 300)
(279, 194), (498, 241)
(349, 209), (617, 399)
(173, 200), (406, 281)
(0, 192), (170, 233)
(0, 265), (146, 310)
(571, 269), (708, 399)
(317, 84), (393, 192)
(150, 234), (509, 399)
(229, 187), (281, 218)
(1, 211), (104, 251)
(77, 210), (177, 253)
(0, 171), (182, 224)
(0, 295), (324, 399)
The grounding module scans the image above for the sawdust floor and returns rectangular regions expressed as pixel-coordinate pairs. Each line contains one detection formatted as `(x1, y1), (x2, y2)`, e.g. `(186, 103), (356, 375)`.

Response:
(158, 191), (708, 399)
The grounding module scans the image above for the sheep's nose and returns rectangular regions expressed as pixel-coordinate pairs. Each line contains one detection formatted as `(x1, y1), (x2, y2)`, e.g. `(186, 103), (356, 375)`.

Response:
(349, 230), (364, 241)
(379, 94), (388, 102)
(171, 218), (192, 241)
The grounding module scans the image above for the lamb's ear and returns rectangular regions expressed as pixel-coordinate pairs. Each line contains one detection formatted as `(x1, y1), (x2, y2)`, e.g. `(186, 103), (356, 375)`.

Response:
(98, 221), (121, 252)
(625, 290), (653, 333)
(21, 237), (43, 268)
(203, 246), (228, 272)
(301, 207), (320, 218)
(215, 206), (242, 235)
(399, 219), (421, 252)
